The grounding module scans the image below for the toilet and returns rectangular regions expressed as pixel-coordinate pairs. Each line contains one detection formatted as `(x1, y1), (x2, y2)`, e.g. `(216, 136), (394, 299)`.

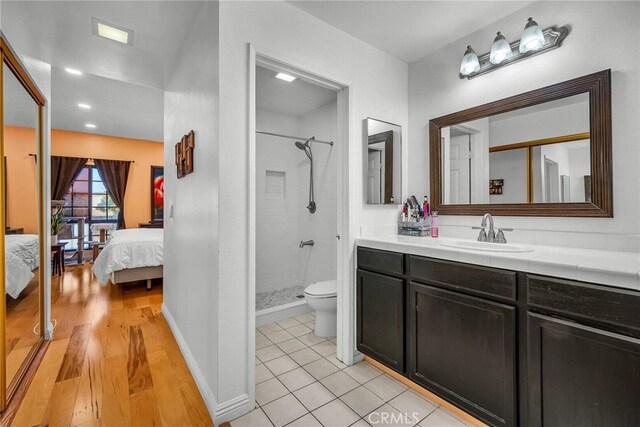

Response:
(304, 280), (337, 337)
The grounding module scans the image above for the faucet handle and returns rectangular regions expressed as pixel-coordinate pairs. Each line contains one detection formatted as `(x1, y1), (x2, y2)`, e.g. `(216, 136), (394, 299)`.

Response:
(495, 228), (512, 244)
(474, 227), (488, 242)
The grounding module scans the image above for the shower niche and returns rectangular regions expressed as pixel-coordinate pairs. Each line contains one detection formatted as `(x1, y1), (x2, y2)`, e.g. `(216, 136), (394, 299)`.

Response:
(254, 65), (338, 324)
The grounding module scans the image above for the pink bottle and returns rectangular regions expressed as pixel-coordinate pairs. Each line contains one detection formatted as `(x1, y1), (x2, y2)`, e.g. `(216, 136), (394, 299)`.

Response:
(431, 211), (439, 238)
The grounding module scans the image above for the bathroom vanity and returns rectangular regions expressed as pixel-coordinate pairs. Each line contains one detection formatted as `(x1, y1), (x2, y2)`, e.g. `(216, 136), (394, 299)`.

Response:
(355, 237), (640, 427)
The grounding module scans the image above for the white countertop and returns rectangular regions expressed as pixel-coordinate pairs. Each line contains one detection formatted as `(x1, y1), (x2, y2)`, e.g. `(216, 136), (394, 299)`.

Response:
(355, 235), (640, 291)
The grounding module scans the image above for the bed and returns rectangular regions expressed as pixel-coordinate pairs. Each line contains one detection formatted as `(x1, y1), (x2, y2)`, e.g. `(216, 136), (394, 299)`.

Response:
(92, 228), (163, 289)
(5, 234), (40, 299)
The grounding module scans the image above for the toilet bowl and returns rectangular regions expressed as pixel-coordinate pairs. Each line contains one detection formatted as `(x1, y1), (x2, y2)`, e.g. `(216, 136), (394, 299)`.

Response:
(304, 280), (337, 337)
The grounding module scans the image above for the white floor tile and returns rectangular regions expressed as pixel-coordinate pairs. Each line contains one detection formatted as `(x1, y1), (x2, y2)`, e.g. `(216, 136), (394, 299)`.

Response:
(258, 323), (284, 335)
(365, 403), (416, 427)
(256, 378), (289, 406)
(341, 386), (385, 417)
(266, 329), (296, 344)
(312, 398), (360, 427)
(265, 355), (299, 376)
(286, 413), (322, 427)
(289, 347), (322, 366)
(277, 338), (307, 354)
(231, 408), (274, 427)
(325, 353), (348, 370)
(262, 394), (308, 427)
(278, 367), (316, 391)
(320, 371), (360, 396)
(256, 363), (275, 384)
(287, 324), (313, 337)
(293, 382), (336, 411)
(298, 333), (326, 347)
(419, 408), (469, 427)
(257, 334), (273, 350)
(364, 374), (408, 401)
(344, 362), (383, 384)
(257, 345), (286, 363)
(350, 419), (372, 427)
(389, 390), (438, 423)
(311, 340), (337, 356)
(277, 318), (301, 329)
(304, 358), (340, 380)
(295, 313), (315, 323)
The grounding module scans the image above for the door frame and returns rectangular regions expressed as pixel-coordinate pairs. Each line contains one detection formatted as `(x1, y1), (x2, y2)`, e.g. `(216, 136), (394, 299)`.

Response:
(248, 44), (352, 410)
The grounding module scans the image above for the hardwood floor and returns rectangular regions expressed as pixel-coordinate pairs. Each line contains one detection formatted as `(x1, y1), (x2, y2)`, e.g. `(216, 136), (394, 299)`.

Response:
(9, 264), (213, 427)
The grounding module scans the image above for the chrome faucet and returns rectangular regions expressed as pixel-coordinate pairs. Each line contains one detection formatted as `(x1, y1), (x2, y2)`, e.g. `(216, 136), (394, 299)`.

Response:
(299, 240), (314, 248)
(473, 213), (512, 243)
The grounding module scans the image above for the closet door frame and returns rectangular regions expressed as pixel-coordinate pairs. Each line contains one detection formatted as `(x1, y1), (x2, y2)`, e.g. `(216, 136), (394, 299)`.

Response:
(0, 32), (47, 411)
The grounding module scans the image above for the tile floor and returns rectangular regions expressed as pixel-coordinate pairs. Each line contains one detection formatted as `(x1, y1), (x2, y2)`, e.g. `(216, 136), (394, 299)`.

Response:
(231, 313), (474, 427)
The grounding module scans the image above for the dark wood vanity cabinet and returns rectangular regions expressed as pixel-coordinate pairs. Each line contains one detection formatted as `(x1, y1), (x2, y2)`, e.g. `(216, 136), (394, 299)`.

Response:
(356, 246), (640, 427)
(408, 283), (516, 427)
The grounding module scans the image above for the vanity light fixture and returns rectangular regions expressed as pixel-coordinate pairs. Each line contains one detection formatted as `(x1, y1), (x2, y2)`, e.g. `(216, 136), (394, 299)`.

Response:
(459, 17), (569, 79)
(65, 68), (83, 76)
(92, 18), (134, 45)
(78, 103), (91, 109)
(489, 32), (513, 65)
(459, 46), (480, 76)
(85, 123), (97, 129)
(275, 72), (297, 82)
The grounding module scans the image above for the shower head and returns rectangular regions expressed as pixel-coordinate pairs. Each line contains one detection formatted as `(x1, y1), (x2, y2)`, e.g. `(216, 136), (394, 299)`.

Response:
(295, 140), (312, 160)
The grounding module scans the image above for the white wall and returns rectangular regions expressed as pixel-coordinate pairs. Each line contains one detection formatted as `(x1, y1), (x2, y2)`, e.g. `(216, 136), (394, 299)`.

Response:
(162, 0), (219, 418)
(408, 1), (640, 250)
(216, 0), (407, 419)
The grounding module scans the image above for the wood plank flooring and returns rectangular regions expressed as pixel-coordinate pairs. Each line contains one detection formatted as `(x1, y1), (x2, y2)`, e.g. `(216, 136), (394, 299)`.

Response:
(9, 264), (213, 427)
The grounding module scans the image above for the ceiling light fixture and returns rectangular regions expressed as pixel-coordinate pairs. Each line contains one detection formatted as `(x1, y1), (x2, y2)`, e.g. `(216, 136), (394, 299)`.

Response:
(65, 68), (83, 76)
(275, 72), (297, 83)
(85, 123), (97, 129)
(78, 103), (91, 109)
(459, 18), (569, 79)
(92, 17), (134, 45)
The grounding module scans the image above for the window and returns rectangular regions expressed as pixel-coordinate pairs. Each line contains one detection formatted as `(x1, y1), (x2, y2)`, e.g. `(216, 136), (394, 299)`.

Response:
(63, 166), (119, 250)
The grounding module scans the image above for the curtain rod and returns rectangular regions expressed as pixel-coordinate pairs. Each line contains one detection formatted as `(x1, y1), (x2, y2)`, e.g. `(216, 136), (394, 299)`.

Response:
(29, 154), (135, 163)
(256, 130), (334, 146)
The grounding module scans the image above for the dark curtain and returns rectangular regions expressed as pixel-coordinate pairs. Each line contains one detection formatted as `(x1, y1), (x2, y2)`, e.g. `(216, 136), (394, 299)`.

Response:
(94, 159), (132, 229)
(51, 156), (88, 200)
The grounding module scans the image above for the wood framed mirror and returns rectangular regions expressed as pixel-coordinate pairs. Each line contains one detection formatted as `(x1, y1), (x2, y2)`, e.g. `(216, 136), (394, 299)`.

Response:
(0, 32), (46, 411)
(429, 69), (612, 217)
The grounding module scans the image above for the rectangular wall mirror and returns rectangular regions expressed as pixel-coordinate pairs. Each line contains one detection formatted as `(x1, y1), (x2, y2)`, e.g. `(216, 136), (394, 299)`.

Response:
(429, 70), (611, 217)
(364, 118), (401, 204)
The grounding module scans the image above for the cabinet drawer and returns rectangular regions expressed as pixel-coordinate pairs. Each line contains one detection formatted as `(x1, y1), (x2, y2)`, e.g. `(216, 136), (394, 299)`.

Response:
(357, 247), (404, 277)
(409, 255), (516, 302)
(526, 274), (640, 337)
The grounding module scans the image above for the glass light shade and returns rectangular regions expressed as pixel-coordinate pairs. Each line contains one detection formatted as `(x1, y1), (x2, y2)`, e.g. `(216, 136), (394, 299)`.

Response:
(519, 17), (545, 53)
(459, 45), (480, 76)
(489, 32), (513, 64)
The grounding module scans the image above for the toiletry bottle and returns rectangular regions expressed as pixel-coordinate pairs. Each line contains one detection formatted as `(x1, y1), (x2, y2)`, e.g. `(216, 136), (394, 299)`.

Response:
(431, 211), (439, 238)
(423, 196), (430, 217)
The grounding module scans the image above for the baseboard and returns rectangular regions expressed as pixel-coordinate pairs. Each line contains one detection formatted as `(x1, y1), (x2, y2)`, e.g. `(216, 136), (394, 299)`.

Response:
(161, 304), (254, 424)
(161, 304), (218, 421)
(256, 301), (312, 326)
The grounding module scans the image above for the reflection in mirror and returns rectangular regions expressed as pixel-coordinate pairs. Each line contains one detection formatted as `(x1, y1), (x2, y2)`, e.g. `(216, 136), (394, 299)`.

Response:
(3, 62), (41, 393)
(364, 118), (401, 204)
(441, 93), (590, 205)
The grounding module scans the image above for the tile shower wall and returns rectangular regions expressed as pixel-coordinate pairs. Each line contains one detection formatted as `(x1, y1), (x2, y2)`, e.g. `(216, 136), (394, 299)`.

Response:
(256, 102), (337, 298)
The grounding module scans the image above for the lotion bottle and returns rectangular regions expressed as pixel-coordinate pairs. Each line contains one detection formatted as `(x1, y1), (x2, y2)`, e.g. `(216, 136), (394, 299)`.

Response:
(431, 211), (439, 238)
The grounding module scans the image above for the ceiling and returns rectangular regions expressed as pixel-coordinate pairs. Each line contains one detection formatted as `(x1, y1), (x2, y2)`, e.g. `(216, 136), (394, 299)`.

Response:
(256, 66), (336, 117)
(288, 1), (533, 63)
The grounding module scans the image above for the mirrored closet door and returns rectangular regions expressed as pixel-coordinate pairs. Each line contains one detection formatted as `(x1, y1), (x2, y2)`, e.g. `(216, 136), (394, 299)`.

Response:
(0, 34), (46, 410)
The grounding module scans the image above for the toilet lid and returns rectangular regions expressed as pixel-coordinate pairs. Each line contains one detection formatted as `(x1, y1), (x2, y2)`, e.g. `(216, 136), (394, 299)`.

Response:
(305, 280), (337, 297)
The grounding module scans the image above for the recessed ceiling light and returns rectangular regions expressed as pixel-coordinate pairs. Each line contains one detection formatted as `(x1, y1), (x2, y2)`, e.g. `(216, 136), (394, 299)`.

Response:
(85, 123), (97, 129)
(92, 17), (134, 45)
(65, 68), (83, 76)
(275, 72), (297, 82)
(78, 103), (91, 109)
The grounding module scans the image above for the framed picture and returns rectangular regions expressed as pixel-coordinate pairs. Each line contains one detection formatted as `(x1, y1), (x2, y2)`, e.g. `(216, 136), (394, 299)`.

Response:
(489, 179), (504, 195)
(151, 166), (164, 221)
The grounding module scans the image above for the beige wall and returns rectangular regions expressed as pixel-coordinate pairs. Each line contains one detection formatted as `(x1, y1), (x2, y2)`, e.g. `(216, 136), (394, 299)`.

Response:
(5, 126), (163, 232)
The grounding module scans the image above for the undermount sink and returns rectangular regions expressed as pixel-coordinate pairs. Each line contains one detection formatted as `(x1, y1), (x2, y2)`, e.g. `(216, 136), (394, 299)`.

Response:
(438, 239), (534, 253)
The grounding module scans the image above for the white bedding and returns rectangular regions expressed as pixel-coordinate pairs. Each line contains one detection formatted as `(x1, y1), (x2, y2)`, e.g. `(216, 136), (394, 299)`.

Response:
(92, 228), (163, 285)
(5, 234), (39, 299)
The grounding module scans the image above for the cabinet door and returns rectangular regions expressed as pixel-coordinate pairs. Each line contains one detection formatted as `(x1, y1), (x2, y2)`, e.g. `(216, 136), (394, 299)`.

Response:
(409, 283), (516, 427)
(527, 312), (640, 427)
(356, 269), (404, 373)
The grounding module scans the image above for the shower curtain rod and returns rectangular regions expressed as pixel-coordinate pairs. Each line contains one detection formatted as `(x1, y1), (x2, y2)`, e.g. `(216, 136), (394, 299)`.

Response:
(256, 130), (334, 146)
